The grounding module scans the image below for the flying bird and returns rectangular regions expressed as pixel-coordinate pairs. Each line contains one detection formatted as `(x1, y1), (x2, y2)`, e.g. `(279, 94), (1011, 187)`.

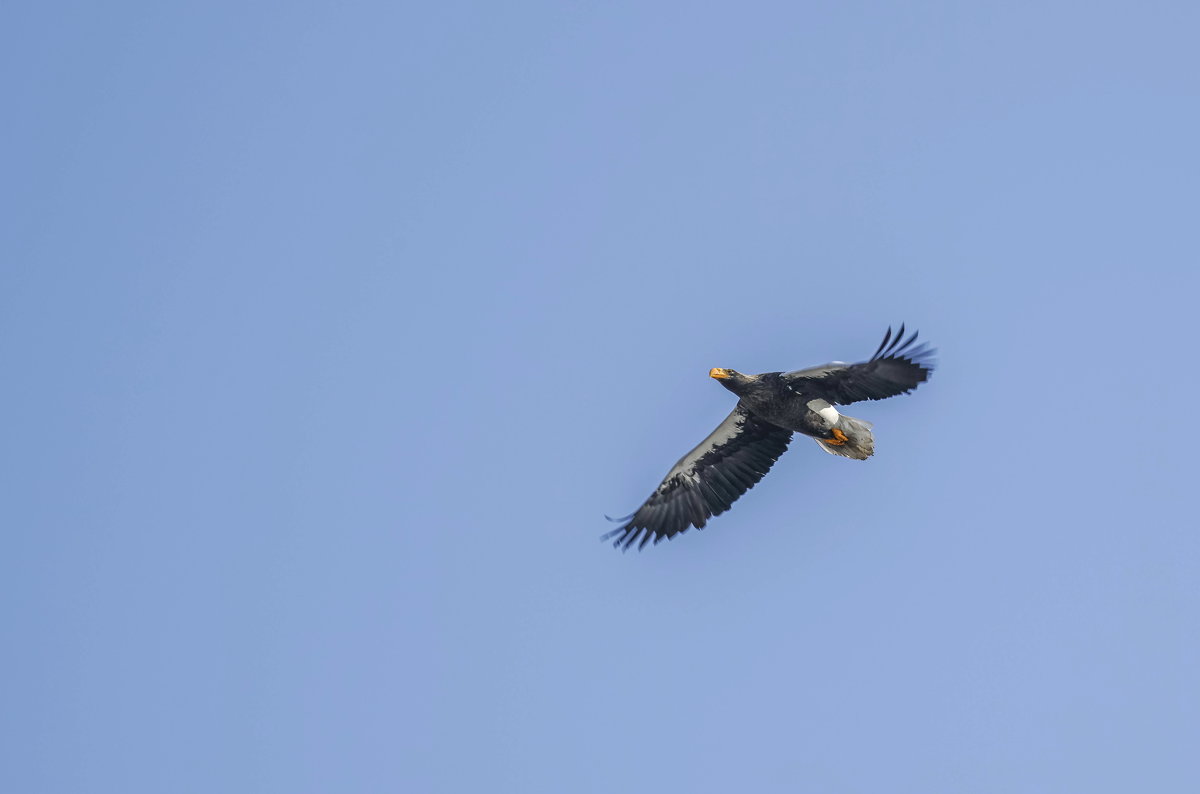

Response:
(604, 325), (935, 550)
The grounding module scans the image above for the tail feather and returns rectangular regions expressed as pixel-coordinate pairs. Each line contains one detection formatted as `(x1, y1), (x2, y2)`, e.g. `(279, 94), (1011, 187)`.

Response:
(816, 415), (875, 460)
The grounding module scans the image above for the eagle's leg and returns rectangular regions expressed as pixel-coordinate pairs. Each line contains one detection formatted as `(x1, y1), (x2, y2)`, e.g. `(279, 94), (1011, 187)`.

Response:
(824, 428), (848, 446)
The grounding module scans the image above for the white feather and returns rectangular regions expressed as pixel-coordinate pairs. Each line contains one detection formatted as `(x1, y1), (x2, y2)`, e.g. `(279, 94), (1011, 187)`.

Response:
(807, 399), (840, 425)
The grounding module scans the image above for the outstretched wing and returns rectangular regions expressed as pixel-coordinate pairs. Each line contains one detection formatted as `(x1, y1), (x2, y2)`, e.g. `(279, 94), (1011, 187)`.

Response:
(603, 405), (793, 551)
(782, 324), (936, 405)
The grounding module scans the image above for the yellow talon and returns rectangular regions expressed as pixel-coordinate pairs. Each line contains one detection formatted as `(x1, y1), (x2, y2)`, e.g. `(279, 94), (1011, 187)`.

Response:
(825, 428), (848, 445)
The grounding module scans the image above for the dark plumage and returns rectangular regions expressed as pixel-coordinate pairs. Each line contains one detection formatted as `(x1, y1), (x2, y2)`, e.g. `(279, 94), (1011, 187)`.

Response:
(604, 325), (936, 550)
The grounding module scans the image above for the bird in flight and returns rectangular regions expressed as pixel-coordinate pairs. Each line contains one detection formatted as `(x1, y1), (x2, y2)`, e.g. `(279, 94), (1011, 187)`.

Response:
(604, 325), (936, 550)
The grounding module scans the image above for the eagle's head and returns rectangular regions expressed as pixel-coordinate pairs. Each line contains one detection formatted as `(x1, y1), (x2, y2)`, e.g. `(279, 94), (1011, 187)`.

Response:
(709, 368), (752, 395)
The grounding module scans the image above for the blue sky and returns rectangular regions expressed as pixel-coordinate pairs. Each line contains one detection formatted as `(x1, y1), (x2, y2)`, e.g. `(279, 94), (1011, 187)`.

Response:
(3, 2), (1199, 792)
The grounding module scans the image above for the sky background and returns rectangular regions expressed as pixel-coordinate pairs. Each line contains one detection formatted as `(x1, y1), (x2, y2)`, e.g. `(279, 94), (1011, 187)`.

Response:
(3, 1), (1199, 792)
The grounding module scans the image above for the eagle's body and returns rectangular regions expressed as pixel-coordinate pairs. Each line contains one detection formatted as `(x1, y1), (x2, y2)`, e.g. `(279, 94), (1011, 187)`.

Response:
(605, 326), (935, 550)
(724, 373), (849, 442)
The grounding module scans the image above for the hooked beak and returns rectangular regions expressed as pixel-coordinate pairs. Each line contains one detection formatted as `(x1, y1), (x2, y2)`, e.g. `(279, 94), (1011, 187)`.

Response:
(709, 368), (732, 380)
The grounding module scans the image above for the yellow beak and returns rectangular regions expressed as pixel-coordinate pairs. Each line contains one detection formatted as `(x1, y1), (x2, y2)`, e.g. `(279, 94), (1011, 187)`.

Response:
(709, 368), (732, 380)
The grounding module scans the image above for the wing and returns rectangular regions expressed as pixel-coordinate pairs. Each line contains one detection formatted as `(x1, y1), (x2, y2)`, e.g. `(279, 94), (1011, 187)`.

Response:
(603, 405), (793, 551)
(782, 324), (936, 405)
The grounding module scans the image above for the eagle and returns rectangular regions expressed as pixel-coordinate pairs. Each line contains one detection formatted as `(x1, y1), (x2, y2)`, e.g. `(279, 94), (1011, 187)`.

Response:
(604, 325), (935, 550)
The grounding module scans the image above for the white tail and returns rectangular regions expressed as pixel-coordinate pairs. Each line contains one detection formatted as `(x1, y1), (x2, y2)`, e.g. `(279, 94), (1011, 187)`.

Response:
(815, 415), (875, 460)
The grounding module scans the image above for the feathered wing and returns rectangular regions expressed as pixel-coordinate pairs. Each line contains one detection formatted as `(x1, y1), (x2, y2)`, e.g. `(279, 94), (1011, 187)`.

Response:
(782, 324), (936, 405)
(603, 405), (793, 551)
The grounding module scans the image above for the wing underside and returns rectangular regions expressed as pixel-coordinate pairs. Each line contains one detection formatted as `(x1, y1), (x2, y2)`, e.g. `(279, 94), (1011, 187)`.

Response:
(783, 325), (935, 404)
(603, 405), (793, 551)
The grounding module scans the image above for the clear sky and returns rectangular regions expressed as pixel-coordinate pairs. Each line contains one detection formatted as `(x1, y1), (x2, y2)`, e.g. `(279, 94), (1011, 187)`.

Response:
(3, 2), (1199, 792)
